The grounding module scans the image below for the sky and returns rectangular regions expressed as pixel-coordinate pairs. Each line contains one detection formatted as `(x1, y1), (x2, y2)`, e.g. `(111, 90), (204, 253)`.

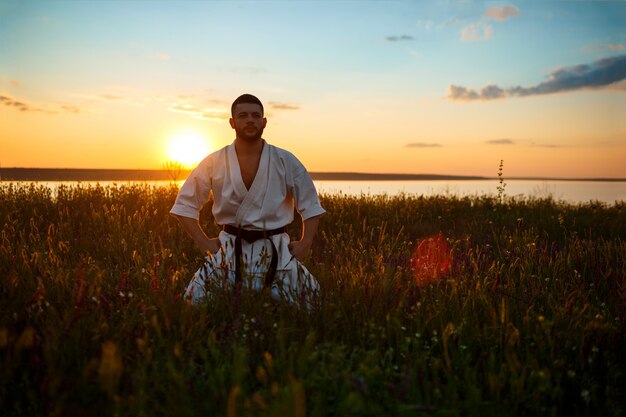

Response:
(1, 0), (625, 178)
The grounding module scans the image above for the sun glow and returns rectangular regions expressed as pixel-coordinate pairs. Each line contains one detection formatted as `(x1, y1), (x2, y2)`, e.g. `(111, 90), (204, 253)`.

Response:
(166, 131), (210, 168)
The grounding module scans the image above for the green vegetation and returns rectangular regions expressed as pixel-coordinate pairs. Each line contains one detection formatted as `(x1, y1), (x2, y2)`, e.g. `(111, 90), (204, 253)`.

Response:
(1, 183), (624, 416)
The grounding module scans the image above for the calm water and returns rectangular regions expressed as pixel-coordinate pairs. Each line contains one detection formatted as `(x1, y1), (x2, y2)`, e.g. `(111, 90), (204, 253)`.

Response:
(3, 180), (625, 205)
(314, 180), (626, 204)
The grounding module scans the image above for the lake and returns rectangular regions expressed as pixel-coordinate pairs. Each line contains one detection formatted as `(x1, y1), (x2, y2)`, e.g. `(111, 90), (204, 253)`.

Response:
(2, 179), (625, 205)
(314, 180), (626, 204)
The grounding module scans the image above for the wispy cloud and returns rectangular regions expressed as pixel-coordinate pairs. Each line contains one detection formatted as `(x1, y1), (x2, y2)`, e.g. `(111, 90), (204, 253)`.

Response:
(60, 105), (80, 114)
(486, 139), (515, 145)
(200, 109), (229, 121)
(606, 44), (626, 52)
(169, 100), (229, 121)
(585, 43), (626, 53)
(531, 143), (564, 148)
(484, 6), (521, 21)
(0, 94), (80, 114)
(0, 95), (39, 112)
(460, 5), (519, 42)
(461, 22), (493, 42)
(269, 102), (299, 111)
(448, 54), (626, 101)
(405, 142), (442, 148)
(100, 94), (125, 101)
(385, 35), (414, 42)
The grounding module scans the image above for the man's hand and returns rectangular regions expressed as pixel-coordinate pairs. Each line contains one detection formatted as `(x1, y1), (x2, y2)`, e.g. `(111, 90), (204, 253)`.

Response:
(173, 215), (221, 256)
(289, 215), (322, 261)
(288, 239), (312, 261)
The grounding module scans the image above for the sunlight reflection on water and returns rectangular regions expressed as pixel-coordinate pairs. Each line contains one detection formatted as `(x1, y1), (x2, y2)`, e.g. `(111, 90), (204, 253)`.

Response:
(314, 180), (625, 205)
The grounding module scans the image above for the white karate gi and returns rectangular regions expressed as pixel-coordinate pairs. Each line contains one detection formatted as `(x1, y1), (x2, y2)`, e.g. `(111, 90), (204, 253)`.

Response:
(170, 140), (326, 306)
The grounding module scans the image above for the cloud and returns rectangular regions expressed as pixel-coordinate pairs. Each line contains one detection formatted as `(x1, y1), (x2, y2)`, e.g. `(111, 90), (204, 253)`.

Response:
(485, 6), (521, 21)
(531, 143), (564, 148)
(0, 95), (38, 112)
(448, 84), (505, 100)
(448, 54), (626, 101)
(0, 94), (80, 114)
(201, 109), (229, 121)
(385, 35), (414, 42)
(586, 43), (626, 53)
(457, 6), (519, 43)
(170, 101), (229, 121)
(607, 44), (626, 52)
(170, 103), (200, 114)
(405, 142), (442, 148)
(100, 94), (124, 100)
(269, 102), (299, 111)
(486, 139), (515, 145)
(461, 22), (493, 42)
(60, 105), (80, 114)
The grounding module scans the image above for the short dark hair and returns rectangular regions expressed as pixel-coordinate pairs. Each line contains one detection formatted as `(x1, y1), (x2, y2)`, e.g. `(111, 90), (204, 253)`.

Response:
(231, 94), (264, 117)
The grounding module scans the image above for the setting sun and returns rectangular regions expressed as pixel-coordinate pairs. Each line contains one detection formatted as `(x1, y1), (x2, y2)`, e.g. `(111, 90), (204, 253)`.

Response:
(166, 132), (210, 168)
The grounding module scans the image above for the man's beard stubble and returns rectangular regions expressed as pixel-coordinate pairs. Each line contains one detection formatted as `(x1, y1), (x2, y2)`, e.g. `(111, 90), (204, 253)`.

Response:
(236, 125), (264, 142)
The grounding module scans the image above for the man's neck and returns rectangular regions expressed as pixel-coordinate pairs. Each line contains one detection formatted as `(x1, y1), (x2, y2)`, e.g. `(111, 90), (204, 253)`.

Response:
(234, 137), (264, 156)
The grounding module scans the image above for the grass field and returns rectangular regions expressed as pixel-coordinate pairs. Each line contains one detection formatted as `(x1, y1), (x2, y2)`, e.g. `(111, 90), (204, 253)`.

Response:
(1, 182), (624, 416)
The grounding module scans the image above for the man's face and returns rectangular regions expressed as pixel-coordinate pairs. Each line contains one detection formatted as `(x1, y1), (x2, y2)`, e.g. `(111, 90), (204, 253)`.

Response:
(229, 103), (267, 142)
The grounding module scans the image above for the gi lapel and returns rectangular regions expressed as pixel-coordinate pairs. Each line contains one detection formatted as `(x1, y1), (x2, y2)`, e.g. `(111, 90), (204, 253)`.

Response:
(234, 141), (270, 227)
(227, 143), (249, 199)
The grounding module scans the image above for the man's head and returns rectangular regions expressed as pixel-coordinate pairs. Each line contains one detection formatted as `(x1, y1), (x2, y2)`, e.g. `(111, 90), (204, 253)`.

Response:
(230, 94), (267, 142)
(231, 93), (264, 117)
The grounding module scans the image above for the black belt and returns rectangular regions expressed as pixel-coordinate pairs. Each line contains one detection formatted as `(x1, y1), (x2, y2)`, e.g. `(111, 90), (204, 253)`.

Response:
(222, 225), (286, 287)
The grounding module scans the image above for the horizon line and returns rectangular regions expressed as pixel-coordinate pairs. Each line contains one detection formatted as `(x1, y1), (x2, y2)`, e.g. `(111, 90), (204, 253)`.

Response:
(0, 167), (624, 182)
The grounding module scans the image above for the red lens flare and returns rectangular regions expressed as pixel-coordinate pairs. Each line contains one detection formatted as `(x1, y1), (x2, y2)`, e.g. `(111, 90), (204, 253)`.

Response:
(411, 232), (451, 286)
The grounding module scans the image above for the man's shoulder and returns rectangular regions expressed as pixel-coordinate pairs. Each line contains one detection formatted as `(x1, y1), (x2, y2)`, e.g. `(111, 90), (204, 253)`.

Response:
(267, 143), (299, 163)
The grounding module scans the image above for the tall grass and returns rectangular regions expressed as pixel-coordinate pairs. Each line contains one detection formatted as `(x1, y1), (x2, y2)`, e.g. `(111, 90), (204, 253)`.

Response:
(1, 182), (624, 416)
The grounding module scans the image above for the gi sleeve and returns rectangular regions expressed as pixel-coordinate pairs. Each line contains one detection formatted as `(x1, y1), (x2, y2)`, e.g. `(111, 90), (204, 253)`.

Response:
(169, 158), (213, 220)
(292, 157), (326, 221)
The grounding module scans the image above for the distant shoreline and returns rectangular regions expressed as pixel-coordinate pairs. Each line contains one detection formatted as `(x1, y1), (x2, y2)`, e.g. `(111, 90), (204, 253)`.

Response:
(0, 168), (623, 182)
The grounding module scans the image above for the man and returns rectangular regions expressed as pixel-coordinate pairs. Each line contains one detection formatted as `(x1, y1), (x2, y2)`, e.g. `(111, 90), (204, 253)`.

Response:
(170, 94), (325, 306)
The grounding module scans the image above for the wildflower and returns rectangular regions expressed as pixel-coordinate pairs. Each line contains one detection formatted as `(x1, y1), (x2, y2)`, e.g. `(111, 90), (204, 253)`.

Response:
(581, 389), (590, 404)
